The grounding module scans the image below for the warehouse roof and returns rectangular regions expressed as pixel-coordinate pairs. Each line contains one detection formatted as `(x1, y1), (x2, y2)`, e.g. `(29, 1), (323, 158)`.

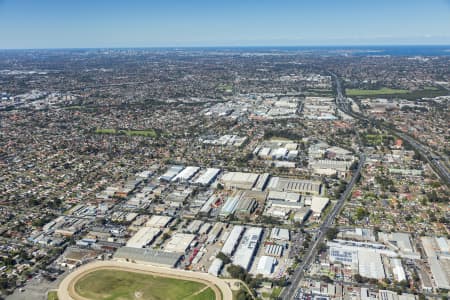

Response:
(126, 227), (161, 248)
(233, 227), (263, 271)
(256, 256), (277, 275)
(222, 225), (244, 256)
(164, 233), (196, 253)
(270, 228), (290, 241)
(194, 168), (221, 186)
(114, 247), (182, 267)
(208, 258), (223, 276)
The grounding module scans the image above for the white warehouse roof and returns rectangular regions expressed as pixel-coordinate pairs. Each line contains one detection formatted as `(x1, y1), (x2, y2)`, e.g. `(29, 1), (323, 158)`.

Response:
(256, 256), (277, 276)
(126, 227), (161, 248)
(194, 168), (221, 186)
(233, 227), (263, 271)
(208, 258), (223, 276)
(172, 166), (200, 182)
(221, 225), (244, 256)
(358, 250), (385, 280)
(164, 233), (196, 253)
(270, 228), (290, 241)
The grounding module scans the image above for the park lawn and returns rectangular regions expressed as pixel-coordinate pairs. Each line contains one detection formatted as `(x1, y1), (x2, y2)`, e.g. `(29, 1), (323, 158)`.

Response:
(95, 128), (117, 134)
(120, 129), (157, 137)
(185, 287), (216, 300)
(47, 291), (58, 300)
(74, 269), (214, 300)
(346, 87), (409, 96)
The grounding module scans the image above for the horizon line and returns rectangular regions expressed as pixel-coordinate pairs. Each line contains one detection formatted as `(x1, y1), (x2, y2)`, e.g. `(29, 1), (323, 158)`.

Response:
(1, 44), (450, 51)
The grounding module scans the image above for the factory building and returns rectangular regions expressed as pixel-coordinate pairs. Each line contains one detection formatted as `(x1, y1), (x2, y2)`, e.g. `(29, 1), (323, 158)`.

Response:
(391, 258), (406, 282)
(126, 227), (161, 248)
(421, 236), (450, 290)
(206, 222), (223, 244)
(221, 225), (244, 256)
(220, 172), (260, 190)
(264, 244), (284, 257)
(235, 198), (257, 218)
(114, 247), (182, 268)
(309, 197), (330, 217)
(252, 173), (270, 191)
(220, 194), (241, 217)
(358, 250), (386, 280)
(172, 166), (200, 182)
(145, 215), (172, 228)
(164, 233), (196, 253)
(267, 191), (300, 203)
(208, 258), (223, 277)
(270, 228), (290, 241)
(267, 177), (322, 195)
(256, 256), (277, 276)
(159, 165), (184, 182)
(329, 246), (358, 267)
(193, 168), (221, 186)
(233, 227), (263, 271)
(379, 232), (420, 259)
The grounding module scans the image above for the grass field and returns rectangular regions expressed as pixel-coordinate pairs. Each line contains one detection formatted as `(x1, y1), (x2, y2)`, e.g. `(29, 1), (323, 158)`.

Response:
(74, 269), (216, 300)
(95, 128), (157, 137)
(346, 86), (448, 99)
(47, 291), (58, 300)
(346, 87), (409, 96)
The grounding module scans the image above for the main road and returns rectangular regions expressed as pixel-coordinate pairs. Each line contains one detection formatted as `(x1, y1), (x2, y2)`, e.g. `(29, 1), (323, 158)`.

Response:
(281, 152), (365, 299)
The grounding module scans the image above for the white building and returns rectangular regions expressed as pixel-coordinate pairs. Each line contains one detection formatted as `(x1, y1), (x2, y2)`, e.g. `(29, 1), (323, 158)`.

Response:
(193, 168), (221, 186)
(126, 227), (161, 248)
(172, 166), (200, 182)
(256, 256), (277, 276)
(221, 225), (244, 256)
(145, 215), (172, 228)
(270, 228), (290, 241)
(208, 258), (223, 276)
(233, 227), (263, 271)
(358, 250), (385, 279)
(220, 172), (260, 190)
(164, 233), (196, 253)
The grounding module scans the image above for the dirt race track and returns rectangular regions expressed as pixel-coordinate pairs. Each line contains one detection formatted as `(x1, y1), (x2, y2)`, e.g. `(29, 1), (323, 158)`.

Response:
(57, 260), (233, 300)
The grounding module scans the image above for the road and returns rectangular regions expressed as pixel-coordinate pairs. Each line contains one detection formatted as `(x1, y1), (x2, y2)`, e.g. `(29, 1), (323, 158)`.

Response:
(331, 72), (450, 186)
(281, 153), (365, 299)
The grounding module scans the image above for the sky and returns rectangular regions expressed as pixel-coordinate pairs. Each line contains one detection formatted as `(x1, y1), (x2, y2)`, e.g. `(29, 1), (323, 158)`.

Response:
(0, 0), (450, 49)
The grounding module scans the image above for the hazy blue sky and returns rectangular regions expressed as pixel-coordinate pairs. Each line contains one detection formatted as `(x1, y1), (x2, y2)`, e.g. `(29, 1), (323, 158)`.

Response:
(1, 0), (450, 48)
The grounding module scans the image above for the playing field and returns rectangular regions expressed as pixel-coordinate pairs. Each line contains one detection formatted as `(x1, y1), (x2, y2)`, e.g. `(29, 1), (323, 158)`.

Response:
(74, 269), (216, 300)
(47, 291), (58, 300)
(345, 87), (409, 96)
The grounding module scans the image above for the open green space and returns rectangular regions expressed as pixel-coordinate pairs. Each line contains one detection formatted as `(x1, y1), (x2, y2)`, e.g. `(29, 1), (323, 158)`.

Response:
(361, 134), (394, 147)
(216, 83), (233, 93)
(74, 269), (215, 300)
(95, 128), (158, 137)
(346, 87), (409, 96)
(185, 287), (217, 300)
(346, 86), (448, 99)
(47, 291), (58, 300)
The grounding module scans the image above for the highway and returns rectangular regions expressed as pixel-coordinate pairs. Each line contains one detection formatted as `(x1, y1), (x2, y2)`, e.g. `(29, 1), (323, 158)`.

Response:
(281, 153), (365, 299)
(282, 72), (448, 299)
(331, 72), (450, 186)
